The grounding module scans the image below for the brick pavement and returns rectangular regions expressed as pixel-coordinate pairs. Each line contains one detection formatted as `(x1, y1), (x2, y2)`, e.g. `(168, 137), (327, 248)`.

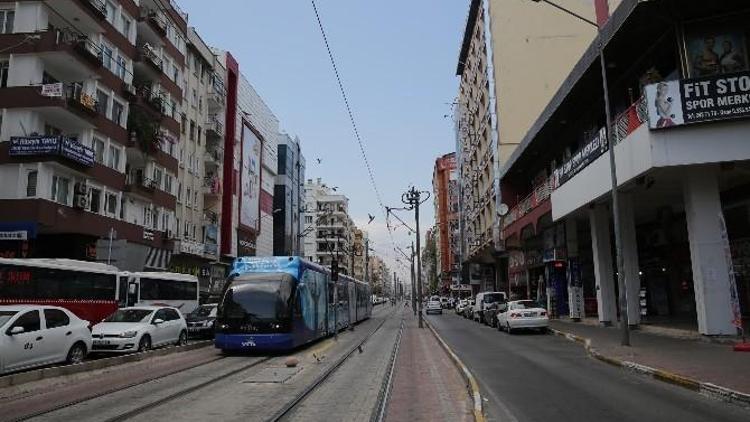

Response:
(386, 309), (473, 422)
(551, 320), (750, 394)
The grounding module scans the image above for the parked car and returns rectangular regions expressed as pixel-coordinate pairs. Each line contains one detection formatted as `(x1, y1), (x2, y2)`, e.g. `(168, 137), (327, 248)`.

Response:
(0, 305), (92, 375)
(472, 292), (507, 324)
(91, 306), (188, 353)
(186, 303), (218, 338)
(425, 300), (443, 315)
(462, 299), (476, 318)
(496, 300), (549, 334)
(455, 299), (468, 315)
(440, 297), (450, 309)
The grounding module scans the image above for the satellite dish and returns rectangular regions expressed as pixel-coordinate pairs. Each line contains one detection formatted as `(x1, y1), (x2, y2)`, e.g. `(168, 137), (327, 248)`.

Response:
(497, 203), (509, 217)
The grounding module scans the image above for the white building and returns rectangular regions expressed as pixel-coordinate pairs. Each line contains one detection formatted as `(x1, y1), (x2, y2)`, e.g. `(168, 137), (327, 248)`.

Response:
(303, 178), (353, 273)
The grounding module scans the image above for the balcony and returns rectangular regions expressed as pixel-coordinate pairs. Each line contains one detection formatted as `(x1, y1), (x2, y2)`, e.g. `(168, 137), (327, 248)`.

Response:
(203, 176), (222, 200)
(205, 115), (224, 140)
(137, 44), (164, 75)
(203, 148), (223, 171)
(83, 0), (107, 20)
(207, 74), (226, 113)
(125, 168), (176, 209)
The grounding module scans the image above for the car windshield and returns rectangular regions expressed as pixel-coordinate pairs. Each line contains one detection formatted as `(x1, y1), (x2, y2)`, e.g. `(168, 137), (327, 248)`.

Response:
(104, 309), (153, 323)
(190, 305), (216, 318)
(0, 310), (17, 327)
(216, 273), (295, 334)
(513, 301), (543, 310)
(483, 293), (504, 303)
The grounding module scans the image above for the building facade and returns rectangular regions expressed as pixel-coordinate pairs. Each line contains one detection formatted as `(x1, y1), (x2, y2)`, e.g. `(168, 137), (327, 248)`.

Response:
(302, 178), (353, 274)
(455, 0), (598, 293)
(0, 0), (192, 271)
(498, 0), (750, 335)
(274, 133), (305, 256)
(433, 152), (459, 292)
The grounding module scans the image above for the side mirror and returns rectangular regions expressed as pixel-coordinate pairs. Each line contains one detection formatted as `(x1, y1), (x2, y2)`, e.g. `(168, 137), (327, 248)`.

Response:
(7, 326), (24, 335)
(153, 318), (164, 325)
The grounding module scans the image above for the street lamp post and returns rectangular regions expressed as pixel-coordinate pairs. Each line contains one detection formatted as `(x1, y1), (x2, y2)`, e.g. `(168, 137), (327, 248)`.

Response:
(530, 0), (629, 345)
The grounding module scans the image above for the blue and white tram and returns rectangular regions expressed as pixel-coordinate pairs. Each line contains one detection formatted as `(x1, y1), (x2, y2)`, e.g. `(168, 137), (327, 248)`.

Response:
(214, 257), (372, 352)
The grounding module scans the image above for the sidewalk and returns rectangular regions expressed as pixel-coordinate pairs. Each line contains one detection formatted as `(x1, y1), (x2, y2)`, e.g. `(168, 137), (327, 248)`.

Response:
(550, 320), (750, 396)
(386, 309), (473, 422)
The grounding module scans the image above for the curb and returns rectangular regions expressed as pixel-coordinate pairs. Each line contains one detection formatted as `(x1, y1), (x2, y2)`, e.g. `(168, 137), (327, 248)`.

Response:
(0, 340), (212, 389)
(425, 320), (485, 422)
(549, 328), (750, 408)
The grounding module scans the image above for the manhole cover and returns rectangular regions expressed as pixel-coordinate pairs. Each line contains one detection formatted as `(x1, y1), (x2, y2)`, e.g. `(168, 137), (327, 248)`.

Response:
(243, 366), (301, 383)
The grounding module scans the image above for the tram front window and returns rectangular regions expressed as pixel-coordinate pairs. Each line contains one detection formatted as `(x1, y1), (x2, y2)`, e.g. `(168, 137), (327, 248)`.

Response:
(217, 273), (294, 334)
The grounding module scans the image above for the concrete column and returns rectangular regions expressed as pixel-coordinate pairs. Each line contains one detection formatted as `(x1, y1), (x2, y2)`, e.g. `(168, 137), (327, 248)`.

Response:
(589, 204), (617, 325)
(619, 193), (641, 326)
(683, 166), (735, 335)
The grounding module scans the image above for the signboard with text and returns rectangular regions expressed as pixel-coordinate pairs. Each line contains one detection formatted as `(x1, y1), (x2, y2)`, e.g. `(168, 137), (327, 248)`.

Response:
(646, 71), (750, 129)
(10, 136), (94, 167)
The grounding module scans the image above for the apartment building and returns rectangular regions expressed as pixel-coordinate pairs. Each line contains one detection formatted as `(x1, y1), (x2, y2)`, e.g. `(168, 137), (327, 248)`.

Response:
(0, 0), (190, 271)
(351, 226), (366, 281)
(433, 152), (459, 292)
(499, 0), (750, 335)
(302, 178), (353, 274)
(368, 255), (389, 296)
(274, 133), (305, 257)
(455, 0), (596, 292)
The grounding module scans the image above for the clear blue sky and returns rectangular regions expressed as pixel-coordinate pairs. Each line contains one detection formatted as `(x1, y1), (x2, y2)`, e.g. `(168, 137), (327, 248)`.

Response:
(178, 0), (467, 279)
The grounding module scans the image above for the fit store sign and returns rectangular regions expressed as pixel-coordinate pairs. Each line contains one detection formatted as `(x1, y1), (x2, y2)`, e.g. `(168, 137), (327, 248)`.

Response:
(645, 71), (750, 129)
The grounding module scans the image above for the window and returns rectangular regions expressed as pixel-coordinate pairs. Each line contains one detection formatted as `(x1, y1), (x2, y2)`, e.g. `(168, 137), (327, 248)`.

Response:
(105, 1), (116, 23)
(186, 187), (192, 206)
(191, 224), (196, 240)
(194, 190), (198, 207)
(112, 100), (125, 126)
(177, 182), (182, 201)
(181, 115), (187, 134)
(96, 89), (110, 117)
(93, 138), (105, 164)
(44, 309), (70, 328)
(51, 175), (70, 205)
(144, 206), (152, 227)
(0, 10), (14, 34)
(140, 279), (197, 301)
(10, 311), (40, 333)
(183, 221), (189, 237)
(164, 308), (181, 321)
(152, 167), (163, 188)
(107, 145), (120, 170)
(172, 63), (179, 82)
(119, 14), (131, 38)
(305, 216), (313, 224)
(0, 266), (116, 300)
(101, 43), (114, 72)
(164, 174), (173, 194)
(162, 212), (169, 232)
(105, 193), (117, 215)
(116, 55), (127, 80)
(0, 60), (8, 88)
(189, 120), (195, 141)
(89, 188), (101, 213)
(26, 171), (37, 197)
(197, 125), (202, 144)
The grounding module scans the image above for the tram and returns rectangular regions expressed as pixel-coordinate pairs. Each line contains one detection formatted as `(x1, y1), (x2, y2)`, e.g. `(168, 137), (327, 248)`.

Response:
(214, 256), (372, 352)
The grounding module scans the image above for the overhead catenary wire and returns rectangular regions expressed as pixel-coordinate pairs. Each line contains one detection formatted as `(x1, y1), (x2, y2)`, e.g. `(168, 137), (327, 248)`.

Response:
(310, 0), (401, 266)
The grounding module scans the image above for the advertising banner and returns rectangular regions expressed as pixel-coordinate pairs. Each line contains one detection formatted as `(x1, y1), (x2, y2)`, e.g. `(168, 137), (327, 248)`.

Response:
(41, 82), (63, 97)
(237, 230), (257, 257)
(9, 136), (94, 167)
(240, 124), (262, 230)
(554, 127), (607, 186)
(646, 71), (750, 129)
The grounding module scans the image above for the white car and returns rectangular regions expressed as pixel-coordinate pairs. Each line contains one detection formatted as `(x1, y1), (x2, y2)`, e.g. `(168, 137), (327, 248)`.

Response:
(455, 299), (468, 314)
(0, 305), (92, 374)
(496, 300), (549, 334)
(92, 306), (188, 353)
(425, 300), (442, 315)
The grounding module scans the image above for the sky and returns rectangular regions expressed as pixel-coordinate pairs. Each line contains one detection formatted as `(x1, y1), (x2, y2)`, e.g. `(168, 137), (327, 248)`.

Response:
(177, 0), (468, 280)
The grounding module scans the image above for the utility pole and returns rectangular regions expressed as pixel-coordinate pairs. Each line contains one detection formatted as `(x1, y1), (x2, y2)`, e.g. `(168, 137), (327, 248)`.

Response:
(403, 186), (430, 328)
(364, 238), (370, 285)
(410, 242), (417, 315)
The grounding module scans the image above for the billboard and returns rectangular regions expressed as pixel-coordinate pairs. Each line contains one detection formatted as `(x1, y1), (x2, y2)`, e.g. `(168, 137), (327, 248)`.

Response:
(239, 124), (262, 230)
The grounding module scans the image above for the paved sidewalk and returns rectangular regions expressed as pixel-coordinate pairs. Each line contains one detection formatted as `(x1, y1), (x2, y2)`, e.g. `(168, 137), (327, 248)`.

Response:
(551, 320), (750, 395)
(386, 309), (473, 422)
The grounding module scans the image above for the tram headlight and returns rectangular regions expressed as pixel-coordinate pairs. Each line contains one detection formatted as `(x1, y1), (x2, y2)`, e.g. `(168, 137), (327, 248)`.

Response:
(120, 330), (138, 338)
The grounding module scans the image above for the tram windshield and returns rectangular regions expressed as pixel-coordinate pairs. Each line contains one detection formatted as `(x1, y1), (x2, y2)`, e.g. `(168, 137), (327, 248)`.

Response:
(217, 273), (295, 333)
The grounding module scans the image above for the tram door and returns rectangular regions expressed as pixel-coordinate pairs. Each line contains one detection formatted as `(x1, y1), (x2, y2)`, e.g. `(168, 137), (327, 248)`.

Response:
(127, 279), (139, 307)
(348, 282), (356, 326)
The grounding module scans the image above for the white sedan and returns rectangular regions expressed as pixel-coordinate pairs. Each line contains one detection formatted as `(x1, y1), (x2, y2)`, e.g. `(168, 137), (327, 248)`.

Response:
(92, 306), (188, 353)
(425, 300), (443, 315)
(0, 305), (92, 374)
(496, 300), (549, 334)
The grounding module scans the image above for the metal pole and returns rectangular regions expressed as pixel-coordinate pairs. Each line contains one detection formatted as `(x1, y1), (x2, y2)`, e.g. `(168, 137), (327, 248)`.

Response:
(364, 238), (369, 285)
(415, 189), (424, 328)
(411, 242), (417, 315)
(599, 39), (629, 346)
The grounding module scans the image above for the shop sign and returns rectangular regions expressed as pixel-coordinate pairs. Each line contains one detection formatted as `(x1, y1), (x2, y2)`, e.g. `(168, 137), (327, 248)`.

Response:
(508, 250), (525, 272)
(0, 231), (28, 241)
(9, 136), (94, 167)
(179, 240), (204, 256)
(237, 230), (256, 257)
(645, 71), (750, 129)
(204, 224), (218, 256)
(41, 82), (63, 97)
(554, 127), (607, 187)
(525, 250), (544, 267)
(143, 229), (155, 241)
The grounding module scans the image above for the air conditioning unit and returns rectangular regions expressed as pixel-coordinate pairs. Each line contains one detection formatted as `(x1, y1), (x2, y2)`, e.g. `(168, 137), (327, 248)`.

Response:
(74, 194), (88, 209)
(74, 181), (88, 195)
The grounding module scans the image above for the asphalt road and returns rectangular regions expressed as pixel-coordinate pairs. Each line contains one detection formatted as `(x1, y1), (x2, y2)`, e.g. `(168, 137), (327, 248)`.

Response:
(427, 312), (750, 422)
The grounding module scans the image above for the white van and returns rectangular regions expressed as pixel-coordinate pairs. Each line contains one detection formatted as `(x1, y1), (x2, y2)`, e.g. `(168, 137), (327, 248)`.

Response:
(472, 292), (507, 324)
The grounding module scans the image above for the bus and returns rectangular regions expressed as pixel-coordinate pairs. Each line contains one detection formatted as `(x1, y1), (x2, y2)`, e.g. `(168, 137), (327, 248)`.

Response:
(214, 256), (372, 352)
(118, 271), (199, 314)
(0, 258), (199, 323)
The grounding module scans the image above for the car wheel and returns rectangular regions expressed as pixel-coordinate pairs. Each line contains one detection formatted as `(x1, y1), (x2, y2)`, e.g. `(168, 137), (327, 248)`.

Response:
(176, 330), (188, 346)
(138, 335), (152, 352)
(66, 342), (86, 364)
(506, 323), (514, 334)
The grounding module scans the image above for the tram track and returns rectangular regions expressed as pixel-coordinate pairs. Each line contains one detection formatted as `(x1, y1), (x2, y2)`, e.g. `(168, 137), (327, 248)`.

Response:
(269, 307), (401, 422)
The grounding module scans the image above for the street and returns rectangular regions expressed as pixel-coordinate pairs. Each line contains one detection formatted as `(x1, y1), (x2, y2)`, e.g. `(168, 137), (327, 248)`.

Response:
(427, 312), (750, 422)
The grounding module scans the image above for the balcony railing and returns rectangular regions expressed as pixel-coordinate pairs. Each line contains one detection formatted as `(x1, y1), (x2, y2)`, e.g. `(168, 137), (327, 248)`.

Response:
(126, 169), (158, 191)
(503, 176), (553, 229)
(612, 95), (647, 144)
(139, 44), (163, 71)
(203, 176), (221, 196)
(205, 115), (224, 138)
